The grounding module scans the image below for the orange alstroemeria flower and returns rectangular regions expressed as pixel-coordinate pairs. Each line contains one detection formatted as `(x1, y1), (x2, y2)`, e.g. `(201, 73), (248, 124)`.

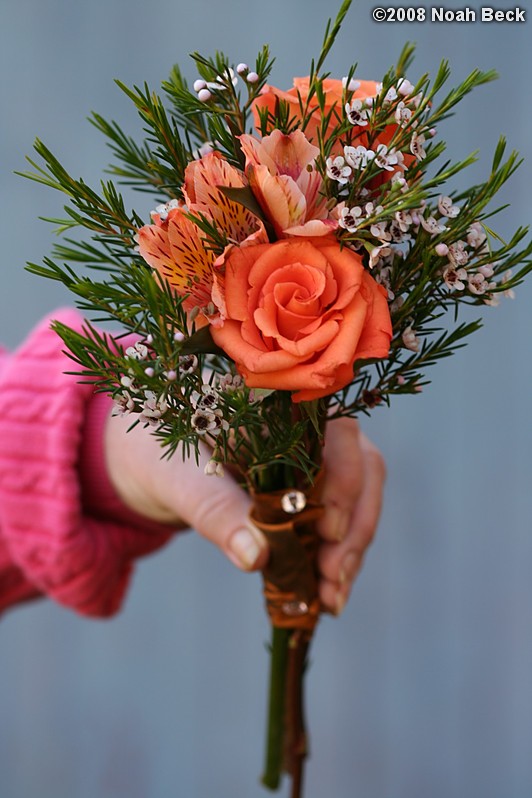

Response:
(239, 129), (334, 238)
(211, 237), (392, 403)
(137, 152), (266, 317)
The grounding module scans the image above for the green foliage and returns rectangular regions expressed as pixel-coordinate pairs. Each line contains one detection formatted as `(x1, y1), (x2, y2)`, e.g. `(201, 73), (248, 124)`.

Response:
(21, 0), (531, 482)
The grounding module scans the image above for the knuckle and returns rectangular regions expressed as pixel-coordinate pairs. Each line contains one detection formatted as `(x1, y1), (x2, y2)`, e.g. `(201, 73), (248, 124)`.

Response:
(358, 515), (378, 547)
(374, 449), (387, 482)
(344, 416), (361, 439)
(192, 489), (242, 538)
(367, 446), (387, 483)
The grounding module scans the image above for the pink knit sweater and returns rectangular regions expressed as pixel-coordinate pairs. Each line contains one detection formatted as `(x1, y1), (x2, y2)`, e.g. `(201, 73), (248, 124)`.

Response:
(0, 310), (175, 618)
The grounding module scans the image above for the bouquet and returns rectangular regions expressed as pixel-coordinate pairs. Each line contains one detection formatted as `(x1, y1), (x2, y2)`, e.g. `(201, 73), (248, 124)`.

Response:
(23, 1), (531, 794)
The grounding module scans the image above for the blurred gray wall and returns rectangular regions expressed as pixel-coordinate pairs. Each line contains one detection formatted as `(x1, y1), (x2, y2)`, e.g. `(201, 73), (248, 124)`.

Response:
(1, 1), (531, 797)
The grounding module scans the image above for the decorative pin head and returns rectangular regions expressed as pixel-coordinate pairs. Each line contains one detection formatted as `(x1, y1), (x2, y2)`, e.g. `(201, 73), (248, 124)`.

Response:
(282, 601), (309, 617)
(281, 490), (307, 514)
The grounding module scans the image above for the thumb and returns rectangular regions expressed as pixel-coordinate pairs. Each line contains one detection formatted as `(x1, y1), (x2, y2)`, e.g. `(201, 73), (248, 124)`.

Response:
(104, 411), (268, 572)
(170, 446), (269, 572)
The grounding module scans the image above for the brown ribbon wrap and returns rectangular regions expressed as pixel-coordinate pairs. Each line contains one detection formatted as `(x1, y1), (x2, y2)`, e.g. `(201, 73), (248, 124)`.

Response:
(250, 472), (324, 634)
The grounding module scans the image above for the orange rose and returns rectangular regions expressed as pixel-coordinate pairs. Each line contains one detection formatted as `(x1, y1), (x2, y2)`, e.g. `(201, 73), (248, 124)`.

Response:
(211, 238), (392, 402)
(253, 76), (380, 146)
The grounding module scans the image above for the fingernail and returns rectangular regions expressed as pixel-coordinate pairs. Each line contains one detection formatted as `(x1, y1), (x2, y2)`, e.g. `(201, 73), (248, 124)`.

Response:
(327, 507), (349, 542)
(340, 551), (360, 585)
(335, 590), (346, 616)
(228, 527), (261, 570)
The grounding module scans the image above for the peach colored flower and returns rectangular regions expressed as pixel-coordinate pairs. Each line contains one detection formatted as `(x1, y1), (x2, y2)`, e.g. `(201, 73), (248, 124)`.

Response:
(253, 76), (380, 146)
(252, 77), (414, 181)
(211, 237), (392, 402)
(239, 129), (333, 237)
(183, 152), (265, 245)
(137, 206), (215, 311)
(137, 153), (266, 316)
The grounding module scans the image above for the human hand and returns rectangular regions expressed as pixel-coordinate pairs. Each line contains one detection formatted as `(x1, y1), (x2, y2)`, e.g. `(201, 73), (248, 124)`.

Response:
(316, 417), (386, 614)
(104, 413), (385, 614)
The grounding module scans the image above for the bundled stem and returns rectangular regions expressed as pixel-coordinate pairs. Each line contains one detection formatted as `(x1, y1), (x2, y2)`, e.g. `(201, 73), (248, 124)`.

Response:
(262, 627), (291, 790)
(262, 627), (312, 797)
(252, 469), (324, 797)
(285, 631), (310, 798)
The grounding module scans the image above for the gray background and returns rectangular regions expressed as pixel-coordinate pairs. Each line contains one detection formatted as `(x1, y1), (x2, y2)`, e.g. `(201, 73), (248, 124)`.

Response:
(1, 1), (531, 797)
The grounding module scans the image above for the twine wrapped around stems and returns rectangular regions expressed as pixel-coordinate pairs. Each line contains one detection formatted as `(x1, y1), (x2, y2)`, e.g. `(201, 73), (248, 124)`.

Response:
(250, 471), (324, 633)
(250, 472), (325, 797)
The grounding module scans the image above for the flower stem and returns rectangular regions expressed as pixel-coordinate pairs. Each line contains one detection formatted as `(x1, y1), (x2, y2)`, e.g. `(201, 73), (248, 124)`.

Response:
(261, 626), (290, 790)
(285, 631), (310, 798)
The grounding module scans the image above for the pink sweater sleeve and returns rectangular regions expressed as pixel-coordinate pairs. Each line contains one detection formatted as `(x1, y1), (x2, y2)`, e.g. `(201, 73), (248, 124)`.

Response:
(0, 310), (176, 618)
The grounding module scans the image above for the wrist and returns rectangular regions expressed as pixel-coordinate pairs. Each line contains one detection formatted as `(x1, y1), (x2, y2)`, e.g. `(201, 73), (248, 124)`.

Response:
(81, 391), (181, 531)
